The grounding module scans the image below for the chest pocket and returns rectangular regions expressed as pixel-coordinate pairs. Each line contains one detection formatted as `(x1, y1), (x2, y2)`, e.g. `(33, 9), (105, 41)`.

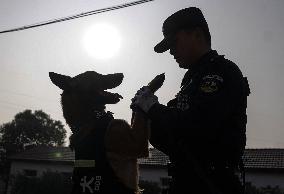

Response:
(175, 93), (190, 111)
(170, 76), (200, 111)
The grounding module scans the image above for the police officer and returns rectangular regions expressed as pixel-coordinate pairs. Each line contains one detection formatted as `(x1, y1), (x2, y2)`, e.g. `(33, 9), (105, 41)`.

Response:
(131, 7), (250, 194)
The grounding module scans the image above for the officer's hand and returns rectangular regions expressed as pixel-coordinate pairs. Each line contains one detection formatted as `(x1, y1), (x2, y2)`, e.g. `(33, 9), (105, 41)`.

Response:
(134, 86), (152, 98)
(130, 86), (152, 110)
(130, 89), (158, 113)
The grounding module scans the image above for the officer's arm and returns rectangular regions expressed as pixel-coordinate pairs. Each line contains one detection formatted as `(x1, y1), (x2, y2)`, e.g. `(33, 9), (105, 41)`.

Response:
(105, 111), (149, 158)
(149, 118), (171, 155)
(148, 69), (242, 143)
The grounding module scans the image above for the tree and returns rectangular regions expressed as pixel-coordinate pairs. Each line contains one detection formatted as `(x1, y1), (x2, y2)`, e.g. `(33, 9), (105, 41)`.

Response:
(0, 109), (67, 154)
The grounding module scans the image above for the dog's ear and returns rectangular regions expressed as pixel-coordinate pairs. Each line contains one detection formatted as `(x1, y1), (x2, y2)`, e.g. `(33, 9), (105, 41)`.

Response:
(49, 72), (72, 91)
(100, 73), (124, 90)
(73, 71), (124, 91)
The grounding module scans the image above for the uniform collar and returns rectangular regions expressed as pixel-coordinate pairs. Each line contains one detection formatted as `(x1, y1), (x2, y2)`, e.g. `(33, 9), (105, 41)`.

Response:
(191, 49), (218, 74)
(181, 49), (219, 87)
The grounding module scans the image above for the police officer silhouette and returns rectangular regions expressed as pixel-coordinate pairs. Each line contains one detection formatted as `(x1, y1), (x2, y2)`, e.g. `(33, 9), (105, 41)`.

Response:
(131, 7), (250, 194)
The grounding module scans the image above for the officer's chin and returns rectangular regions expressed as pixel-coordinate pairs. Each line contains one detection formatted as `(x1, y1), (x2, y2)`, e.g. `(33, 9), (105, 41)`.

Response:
(177, 60), (190, 69)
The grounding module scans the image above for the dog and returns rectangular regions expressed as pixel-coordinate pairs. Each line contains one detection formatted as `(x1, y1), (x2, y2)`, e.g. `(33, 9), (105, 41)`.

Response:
(49, 71), (164, 194)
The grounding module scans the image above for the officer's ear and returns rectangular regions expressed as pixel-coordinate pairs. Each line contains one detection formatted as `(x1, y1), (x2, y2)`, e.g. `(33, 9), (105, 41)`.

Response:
(195, 27), (206, 41)
(185, 27), (206, 43)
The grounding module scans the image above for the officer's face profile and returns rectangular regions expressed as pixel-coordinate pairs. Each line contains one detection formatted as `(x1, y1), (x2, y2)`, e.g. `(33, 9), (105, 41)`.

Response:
(169, 28), (207, 69)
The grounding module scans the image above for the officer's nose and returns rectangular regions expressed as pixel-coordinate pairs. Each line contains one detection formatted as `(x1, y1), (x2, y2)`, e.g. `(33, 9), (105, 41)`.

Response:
(169, 35), (177, 56)
(170, 46), (175, 56)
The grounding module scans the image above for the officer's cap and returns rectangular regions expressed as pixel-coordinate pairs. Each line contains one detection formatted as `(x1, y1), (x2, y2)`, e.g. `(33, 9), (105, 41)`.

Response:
(154, 7), (210, 53)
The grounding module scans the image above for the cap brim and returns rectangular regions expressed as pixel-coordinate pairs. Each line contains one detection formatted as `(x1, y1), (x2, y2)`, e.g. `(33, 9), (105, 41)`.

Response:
(154, 38), (170, 53)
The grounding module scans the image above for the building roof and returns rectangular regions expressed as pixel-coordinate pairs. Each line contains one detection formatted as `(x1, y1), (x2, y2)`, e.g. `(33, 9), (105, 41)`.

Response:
(8, 146), (74, 163)
(243, 148), (284, 170)
(8, 146), (169, 167)
(138, 148), (170, 167)
(8, 146), (284, 170)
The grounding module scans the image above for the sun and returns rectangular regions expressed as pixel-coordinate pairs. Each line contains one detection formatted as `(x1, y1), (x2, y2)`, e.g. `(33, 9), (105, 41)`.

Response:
(83, 23), (121, 60)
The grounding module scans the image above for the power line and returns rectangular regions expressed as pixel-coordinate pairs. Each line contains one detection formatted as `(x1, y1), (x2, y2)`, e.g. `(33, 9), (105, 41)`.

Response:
(0, 0), (154, 34)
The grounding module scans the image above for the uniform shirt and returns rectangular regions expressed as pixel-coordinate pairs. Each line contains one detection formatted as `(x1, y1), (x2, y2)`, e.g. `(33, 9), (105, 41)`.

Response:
(148, 50), (250, 167)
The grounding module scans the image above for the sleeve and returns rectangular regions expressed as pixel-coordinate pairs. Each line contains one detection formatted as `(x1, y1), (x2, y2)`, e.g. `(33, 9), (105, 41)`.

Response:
(105, 112), (149, 158)
(148, 68), (241, 147)
(149, 117), (171, 155)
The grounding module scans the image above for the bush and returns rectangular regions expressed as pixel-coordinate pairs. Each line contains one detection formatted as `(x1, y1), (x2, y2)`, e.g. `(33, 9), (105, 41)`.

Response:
(139, 180), (161, 194)
(9, 171), (73, 194)
(245, 182), (284, 194)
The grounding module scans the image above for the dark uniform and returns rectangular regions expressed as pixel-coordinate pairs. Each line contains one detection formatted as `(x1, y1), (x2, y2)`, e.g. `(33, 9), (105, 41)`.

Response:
(148, 49), (250, 194)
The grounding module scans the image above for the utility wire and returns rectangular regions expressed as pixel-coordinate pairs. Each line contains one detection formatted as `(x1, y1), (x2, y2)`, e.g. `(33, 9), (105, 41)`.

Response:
(0, 0), (154, 34)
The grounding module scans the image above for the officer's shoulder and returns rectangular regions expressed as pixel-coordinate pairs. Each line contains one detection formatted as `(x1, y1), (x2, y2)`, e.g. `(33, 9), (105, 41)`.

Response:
(209, 55), (244, 79)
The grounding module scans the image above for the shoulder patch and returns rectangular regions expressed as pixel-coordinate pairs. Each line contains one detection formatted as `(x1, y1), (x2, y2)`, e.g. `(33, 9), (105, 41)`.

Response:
(200, 74), (223, 93)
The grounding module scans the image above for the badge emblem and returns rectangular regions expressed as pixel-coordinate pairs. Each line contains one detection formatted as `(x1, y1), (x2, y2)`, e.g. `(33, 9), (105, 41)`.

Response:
(200, 74), (223, 93)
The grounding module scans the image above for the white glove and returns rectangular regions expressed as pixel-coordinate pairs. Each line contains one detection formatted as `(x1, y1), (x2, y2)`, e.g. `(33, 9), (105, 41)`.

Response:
(131, 86), (159, 113)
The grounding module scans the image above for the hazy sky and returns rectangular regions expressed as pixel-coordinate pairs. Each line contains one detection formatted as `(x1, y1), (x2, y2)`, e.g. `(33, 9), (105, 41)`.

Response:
(0, 0), (283, 148)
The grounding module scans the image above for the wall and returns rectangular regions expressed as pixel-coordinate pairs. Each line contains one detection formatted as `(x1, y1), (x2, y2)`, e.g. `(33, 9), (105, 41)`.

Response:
(9, 160), (73, 177)
(8, 160), (284, 192)
(245, 171), (284, 189)
(6, 160), (73, 194)
(139, 166), (169, 188)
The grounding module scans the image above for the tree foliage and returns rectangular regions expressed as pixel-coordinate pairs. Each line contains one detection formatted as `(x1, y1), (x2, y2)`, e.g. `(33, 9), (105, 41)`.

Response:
(0, 109), (66, 154)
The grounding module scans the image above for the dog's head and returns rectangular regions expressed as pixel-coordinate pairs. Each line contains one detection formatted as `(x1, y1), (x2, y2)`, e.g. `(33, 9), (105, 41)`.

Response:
(49, 71), (124, 131)
(49, 71), (123, 105)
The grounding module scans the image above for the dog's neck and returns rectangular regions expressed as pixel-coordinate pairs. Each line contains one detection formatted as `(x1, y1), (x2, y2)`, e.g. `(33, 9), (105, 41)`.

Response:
(72, 108), (113, 130)
(69, 108), (114, 151)
(93, 110), (108, 119)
